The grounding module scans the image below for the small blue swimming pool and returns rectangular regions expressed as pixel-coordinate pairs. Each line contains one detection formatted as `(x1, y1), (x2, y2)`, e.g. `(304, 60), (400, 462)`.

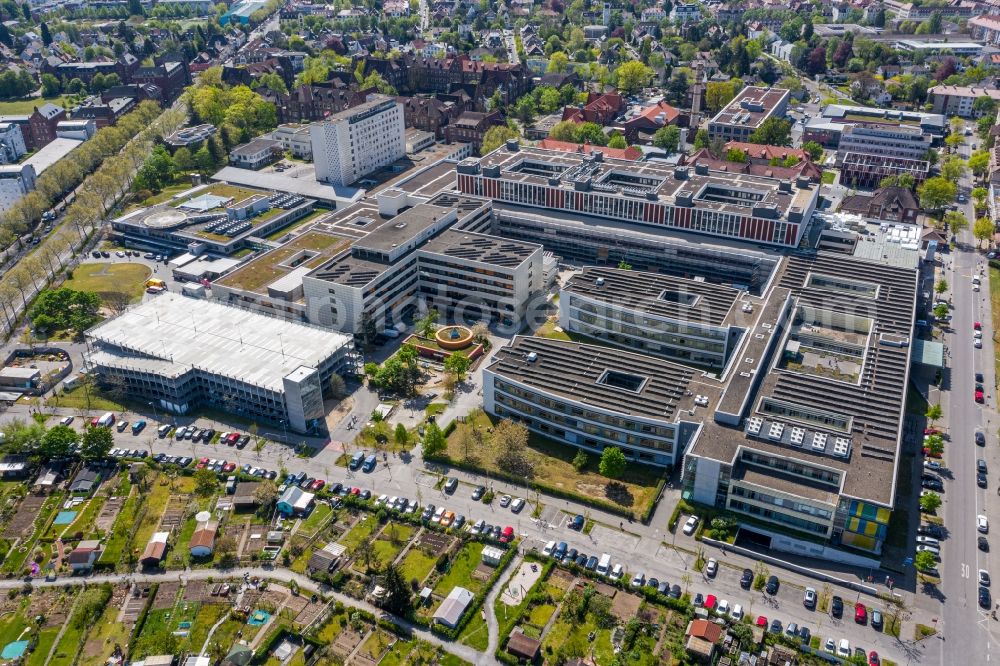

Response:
(248, 611), (271, 626)
(53, 511), (77, 525)
(2, 640), (29, 659)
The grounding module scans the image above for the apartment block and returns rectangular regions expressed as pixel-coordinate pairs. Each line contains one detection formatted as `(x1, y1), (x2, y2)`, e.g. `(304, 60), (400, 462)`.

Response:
(707, 86), (789, 142)
(311, 95), (406, 187)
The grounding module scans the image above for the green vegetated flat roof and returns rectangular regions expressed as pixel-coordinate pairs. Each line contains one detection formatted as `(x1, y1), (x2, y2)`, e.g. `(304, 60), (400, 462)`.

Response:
(216, 230), (351, 293)
(842, 113), (920, 126)
(171, 183), (263, 209)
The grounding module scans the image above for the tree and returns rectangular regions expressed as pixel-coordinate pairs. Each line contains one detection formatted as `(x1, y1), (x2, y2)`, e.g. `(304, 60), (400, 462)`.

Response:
(253, 480), (279, 506)
(974, 96), (998, 119)
(194, 468), (218, 496)
(607, 133), (627, 149)
(513, 95), (536, 124)
(748, 117), (791, 146)
(381, 563), (413, 615)
(253, 72), (288, 95)
(924, 434), (944, 457)
(29, 287), (101, 335)
(547, 51), (569, 73)
(614, 61), (654, 96)
(974, 217), (995, 247)
(802, 141), (823, 162)
(935, 279), (949, 295)
(549, 120), (578, 143)
(705, 79), (741, 113)
(443, 351), (470, 382)
(917, 177), (957, 214)
(572, 449), (588, 472)
(39, 21), (51, 46)
(574, 122), (607, 146)
(40, 424), (77, 460)
(394, 423), (408, 448)
(423, 422), (446, 457)
(973, 186), (990, 209)
(693, 128), (710, 150)
(919, 492), (941, 513)
(652, 125), (680, 153)
(940, 156), (967, 183)
(494, 418), (531, 477)
(914, 550), (937, 572)
(942, 210), (968, 234)
(40, 74), (61, 98)
(599, 446), (626, 479)
(80, 426), (113, 460)
(416, 309), (439, 337)
(127, 0), (143, 15)
(925, 403), (942, 424)
(480, 125), (519, 155)
(970, 151), (990, 181)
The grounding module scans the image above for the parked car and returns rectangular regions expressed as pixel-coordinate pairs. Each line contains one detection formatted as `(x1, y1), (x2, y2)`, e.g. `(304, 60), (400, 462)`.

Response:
(979, 515), (990, 533)
(855, 603), (867, 624)
(831, 596), (844, 618)
(510, 497), (525, 513)
(980, 570), (991, 586)
(740, 568), (753, 589)
(729, 604), (743, 621)
(444, 477), (458, 494)
(803, 587), (816, 608)
(705, 558), (718, 577)
(499, 494), (512, 507)
(568, 514), (584, 530)
(765, 575), (780, 595)
(60, 416), (74, 426)
(472, 485), (485, 500)
(981, 586), (992, 609)
(871, 609), (883, 630)
(682, 515), (699, 535)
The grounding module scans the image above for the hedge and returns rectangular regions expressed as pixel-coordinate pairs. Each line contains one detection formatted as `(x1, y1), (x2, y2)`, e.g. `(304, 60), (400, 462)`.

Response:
(424, 452), (638, 519)
(640, 478), (667, 524)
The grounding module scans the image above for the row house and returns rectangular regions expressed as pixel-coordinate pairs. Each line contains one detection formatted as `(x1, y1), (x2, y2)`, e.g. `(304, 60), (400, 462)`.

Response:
(259, 85), (371, 124)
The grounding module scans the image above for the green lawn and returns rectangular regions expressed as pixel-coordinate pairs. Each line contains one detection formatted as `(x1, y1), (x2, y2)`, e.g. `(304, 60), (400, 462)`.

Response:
(2, 493), (64, 574)
(64, 263), (152, 302)
(132, 476), (175, 549)
(48, 619), (84, 666)
(263, 209), (325, 240)
(822, 170), (836, 184)
(339, 514), (378, 554)
(79, 597), (132, 666)
(299, 503), (333, 537)
(0, 96), (73, 114)
(135, 181), (196, 207)
(27, 627), (59, 666)
(98, 486), (138, 567)
(46, 384), (121, 412)
(457, 607), (488, 650)
(433, 542), (485, 595)
(399, 544), (438, 585)
(444, 409), (663, 516)
(369, 523), (416, 569)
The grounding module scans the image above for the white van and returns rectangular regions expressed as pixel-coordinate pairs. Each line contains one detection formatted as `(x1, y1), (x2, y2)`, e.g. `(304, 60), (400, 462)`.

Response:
(97, 412), (115, 427)
(596, 553), (611, 576)
(610, 563), (624, 580)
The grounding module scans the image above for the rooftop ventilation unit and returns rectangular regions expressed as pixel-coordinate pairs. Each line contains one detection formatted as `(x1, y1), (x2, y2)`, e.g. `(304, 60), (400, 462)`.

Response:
(833, 437), (851, 457)
(596, 277), (605, 286)
(811, 432), (828, 451)
(694, 395), (709, 407)
(767, 422), (785, 440)
(526, 352), (538, 363)
(746, 416), (763, 435)
(789, 427), (805, 446)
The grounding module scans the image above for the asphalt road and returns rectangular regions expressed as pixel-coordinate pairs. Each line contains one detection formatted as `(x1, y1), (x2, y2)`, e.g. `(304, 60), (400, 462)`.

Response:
(938, 136), (1000, 664)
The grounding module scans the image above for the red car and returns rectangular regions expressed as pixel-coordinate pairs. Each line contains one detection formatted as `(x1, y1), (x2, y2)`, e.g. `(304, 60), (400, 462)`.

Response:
(222, 462), (236, 473)
(975, 322), (983, 330)
(924, 428), (941, 436)
(500, 526), (514, 543)
(977, 389), (985, 404)
(227, 432), (240, 445)
(350, 487), (361, 496)
(196, 457), (209, 469)
(855, 602), (867, 624)
(869, 652), (880, 666)
(703, 595), (717, 611)
(755, 615), (768, 628)
(311, 479), (325, 491)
